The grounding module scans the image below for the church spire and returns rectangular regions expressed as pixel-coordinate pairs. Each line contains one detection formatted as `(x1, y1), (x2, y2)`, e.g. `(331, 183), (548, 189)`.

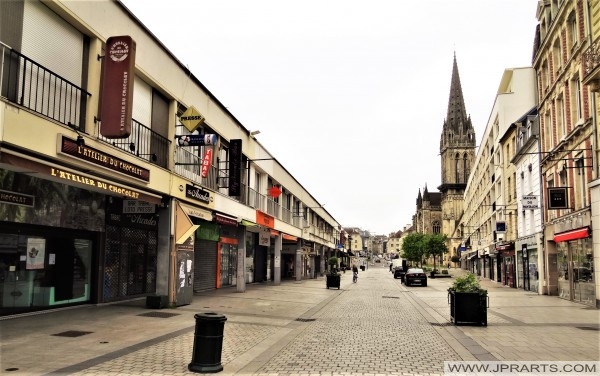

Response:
(440, 53), (476, 151)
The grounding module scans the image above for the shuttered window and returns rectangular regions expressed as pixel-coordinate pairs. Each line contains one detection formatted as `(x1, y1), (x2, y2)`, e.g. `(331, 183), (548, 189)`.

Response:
(22, 0), (83, 85)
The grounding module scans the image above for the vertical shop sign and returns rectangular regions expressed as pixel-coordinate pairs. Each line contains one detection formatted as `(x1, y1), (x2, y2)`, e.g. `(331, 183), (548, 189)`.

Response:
(100, 35), (136, 138)
(228, 139), (242, 196)
(201, 148), (213, 178)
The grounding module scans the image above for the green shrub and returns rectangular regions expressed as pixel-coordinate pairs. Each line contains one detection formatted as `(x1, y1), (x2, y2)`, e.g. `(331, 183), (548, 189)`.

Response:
(448, 273), (487, 295)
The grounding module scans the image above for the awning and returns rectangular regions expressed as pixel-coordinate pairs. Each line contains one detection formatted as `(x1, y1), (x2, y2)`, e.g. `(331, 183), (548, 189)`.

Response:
(179, 202), (212, 221)
(553, 227), (590, 243)
(241, 219), (258, 227)
(215, 212), (238, 226)
(282, 234), (298, 241)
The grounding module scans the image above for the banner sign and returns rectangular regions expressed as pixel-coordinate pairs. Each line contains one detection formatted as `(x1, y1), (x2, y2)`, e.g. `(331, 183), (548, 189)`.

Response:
(201, 149), (212, 178)
(100, 35), (136, 138)
(228, 139), (242, 196)
(176, 134), (217, 147)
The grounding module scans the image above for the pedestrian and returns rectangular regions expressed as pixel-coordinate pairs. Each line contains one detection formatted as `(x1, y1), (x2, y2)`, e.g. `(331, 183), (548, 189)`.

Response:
(389, 262), (393, 272)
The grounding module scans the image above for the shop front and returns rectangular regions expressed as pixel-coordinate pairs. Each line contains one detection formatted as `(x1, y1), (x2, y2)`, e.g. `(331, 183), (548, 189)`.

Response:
(554, 226), (595, 306)
(516, 236), (540, 293)
(496, 242), (515, 287)
(0, 148), (163, 315)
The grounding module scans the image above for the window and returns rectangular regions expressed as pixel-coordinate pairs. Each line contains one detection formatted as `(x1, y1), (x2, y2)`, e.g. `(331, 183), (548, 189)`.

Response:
(571, 77), (583, 121)
(553, 39), (562, 75)
(455, 153), (461, 183)
(569, 12), (578, 50)
(556, 96), (566, 138)
(463, 154), (469, 183)
(432, 221), (441, 234)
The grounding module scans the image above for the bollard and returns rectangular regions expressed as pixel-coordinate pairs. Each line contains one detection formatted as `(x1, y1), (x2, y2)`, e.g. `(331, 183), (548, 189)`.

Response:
(188, 312), (227, 373)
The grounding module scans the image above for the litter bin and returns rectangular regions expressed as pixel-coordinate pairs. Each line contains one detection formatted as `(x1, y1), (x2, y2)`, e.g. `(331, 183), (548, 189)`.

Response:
(360, 265), (365, 271)
(188, 312), (227, 373)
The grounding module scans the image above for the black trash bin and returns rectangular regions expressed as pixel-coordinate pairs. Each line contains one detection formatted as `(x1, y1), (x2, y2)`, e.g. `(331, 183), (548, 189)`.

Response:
(188, 312), (227, 373)
(360, 265), (365, 271)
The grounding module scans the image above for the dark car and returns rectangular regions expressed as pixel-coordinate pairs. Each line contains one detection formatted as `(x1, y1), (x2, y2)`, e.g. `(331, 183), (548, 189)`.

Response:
(405, 268), (427, 287)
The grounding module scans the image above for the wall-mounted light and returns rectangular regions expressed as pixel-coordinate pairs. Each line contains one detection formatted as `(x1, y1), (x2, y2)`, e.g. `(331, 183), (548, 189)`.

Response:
(76, 135), (85, 147)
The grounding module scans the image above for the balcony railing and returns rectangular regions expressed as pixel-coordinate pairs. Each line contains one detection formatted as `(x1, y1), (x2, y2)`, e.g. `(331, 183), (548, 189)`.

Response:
(1, 41), (90, 129)
(583, 37), (600, 87)
(98, 118), (170, 168)
(174, 146), (218, 191)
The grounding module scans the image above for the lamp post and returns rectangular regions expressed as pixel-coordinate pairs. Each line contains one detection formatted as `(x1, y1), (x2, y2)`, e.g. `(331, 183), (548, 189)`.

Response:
(348, 235), (352, 269)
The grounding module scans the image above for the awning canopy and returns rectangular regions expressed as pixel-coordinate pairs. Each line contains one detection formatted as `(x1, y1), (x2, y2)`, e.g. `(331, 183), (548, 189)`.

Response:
(553, 227), (590, 243)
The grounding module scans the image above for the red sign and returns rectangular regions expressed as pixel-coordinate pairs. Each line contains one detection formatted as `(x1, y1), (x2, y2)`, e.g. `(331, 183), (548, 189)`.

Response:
(100, 36), (136, 139)
(201, 149), (212, 178)
(268, 186), (282, 198)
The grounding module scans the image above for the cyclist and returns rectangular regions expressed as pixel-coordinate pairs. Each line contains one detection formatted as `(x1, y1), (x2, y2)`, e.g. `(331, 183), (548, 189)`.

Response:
(352, 264), (359, 283)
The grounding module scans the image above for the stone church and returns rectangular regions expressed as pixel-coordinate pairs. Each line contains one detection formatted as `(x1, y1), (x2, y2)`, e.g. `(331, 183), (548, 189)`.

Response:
(413, 53), (476, 257)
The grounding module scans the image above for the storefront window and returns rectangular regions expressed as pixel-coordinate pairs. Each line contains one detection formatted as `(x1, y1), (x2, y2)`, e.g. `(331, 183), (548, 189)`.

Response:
(245, 232), (254, 283)
(1, 232), (92, 314)
(528, 249), (539, 293)
(557, 242), (569, 300)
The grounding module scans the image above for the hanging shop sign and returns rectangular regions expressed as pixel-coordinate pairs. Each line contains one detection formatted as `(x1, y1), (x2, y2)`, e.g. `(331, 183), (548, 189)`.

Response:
(547, 187), (568, 209)
(179, 106), (205, 132)
(521, 195), (539, 209)
(100, 35), (136, 138)
(259, 228), (270, 246)
(59, 135), (150, 182)
(228, 139), (242, 196)
(176, 134), (217, 147)
(201, 148), (212, 178)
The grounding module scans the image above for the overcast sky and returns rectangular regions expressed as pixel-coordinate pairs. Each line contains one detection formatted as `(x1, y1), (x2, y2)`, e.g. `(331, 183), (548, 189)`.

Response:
(120, 0), (539, 236)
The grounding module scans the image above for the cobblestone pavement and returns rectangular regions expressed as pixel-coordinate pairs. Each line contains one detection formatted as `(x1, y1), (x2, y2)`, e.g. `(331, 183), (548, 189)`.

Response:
(1, 263), (598, 376)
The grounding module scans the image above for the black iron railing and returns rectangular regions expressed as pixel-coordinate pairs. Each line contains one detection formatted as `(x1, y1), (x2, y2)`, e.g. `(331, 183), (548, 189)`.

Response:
(1, 41), (90, 129)
(98, 118), (170, 168)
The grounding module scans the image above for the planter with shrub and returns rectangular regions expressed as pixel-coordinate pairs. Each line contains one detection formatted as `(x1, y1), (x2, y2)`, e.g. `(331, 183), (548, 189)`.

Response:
(447, 273), (488, 326)
(326, 256), (341, 289)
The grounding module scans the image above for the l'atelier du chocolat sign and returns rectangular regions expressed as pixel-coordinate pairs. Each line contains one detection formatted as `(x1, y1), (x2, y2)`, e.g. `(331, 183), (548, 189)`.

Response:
(60, 136), (150, 182)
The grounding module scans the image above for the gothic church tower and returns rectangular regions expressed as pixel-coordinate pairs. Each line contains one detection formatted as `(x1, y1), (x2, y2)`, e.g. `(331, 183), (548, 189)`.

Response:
(438, 53), (476, 255)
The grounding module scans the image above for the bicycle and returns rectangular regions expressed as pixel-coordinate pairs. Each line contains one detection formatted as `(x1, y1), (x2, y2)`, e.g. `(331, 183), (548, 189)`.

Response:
(353, 271), (358, 283)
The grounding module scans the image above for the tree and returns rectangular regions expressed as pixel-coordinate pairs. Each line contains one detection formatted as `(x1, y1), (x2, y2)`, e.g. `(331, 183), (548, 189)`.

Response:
(425, 234), (448, 272)
(401, 232), (426, 266)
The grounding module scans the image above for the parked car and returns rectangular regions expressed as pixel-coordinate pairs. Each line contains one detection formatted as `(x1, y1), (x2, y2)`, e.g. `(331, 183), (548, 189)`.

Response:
(405, 268), (427, 286)
(392, 258), (408, 281)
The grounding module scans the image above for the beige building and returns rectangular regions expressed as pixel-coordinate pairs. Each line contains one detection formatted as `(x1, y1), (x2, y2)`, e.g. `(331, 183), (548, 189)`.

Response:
(0, 0), (341, 316)
(459, 67), (537, 285)
(534, 0), (599, 307)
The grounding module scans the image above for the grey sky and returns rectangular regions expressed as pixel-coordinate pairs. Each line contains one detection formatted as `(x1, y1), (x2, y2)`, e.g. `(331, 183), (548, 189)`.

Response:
(120, 0), (539, 235)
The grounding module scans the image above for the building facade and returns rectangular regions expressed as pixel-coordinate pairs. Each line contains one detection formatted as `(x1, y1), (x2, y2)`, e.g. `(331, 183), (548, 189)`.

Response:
(0, 0), (341, 316)
(533, 0), (598, 307)
(460, 68), (537, 285)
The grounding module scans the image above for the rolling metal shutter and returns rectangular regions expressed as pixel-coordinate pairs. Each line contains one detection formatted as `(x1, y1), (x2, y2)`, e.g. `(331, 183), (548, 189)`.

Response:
(22, 0), (83, 85)
(193, 239), (217, 292)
